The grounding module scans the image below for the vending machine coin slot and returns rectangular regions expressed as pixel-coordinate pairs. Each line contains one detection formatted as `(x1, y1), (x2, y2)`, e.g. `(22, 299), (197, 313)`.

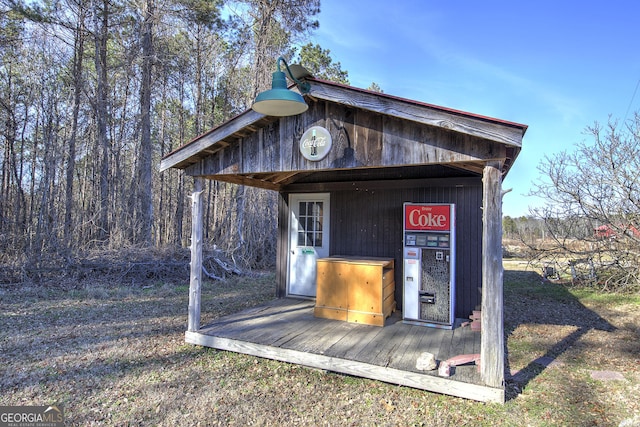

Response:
(419, 291), (435, 304)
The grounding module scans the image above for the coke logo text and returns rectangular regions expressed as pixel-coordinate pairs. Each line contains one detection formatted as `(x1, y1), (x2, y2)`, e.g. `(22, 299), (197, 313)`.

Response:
(404, 205), (451, 231)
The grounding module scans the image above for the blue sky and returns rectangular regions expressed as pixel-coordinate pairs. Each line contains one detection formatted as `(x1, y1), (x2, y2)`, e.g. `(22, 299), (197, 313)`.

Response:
(308, 0), (640, 217)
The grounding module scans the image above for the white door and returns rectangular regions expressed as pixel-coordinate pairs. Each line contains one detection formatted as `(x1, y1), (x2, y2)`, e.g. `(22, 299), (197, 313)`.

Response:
(288, 193), (330, 297)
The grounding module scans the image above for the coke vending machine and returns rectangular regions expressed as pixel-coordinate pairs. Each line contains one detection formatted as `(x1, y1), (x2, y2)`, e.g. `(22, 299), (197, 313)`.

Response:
(403, 203), (456, 328)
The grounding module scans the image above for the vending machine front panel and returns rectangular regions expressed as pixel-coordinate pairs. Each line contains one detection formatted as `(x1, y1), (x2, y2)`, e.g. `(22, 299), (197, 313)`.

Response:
(420, 248), (451, 324)
(402, 203), (456, 328)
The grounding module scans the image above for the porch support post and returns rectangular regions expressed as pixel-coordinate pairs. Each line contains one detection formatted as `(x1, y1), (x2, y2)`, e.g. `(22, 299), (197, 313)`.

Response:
(481, 161), (505, 390)
(188, 177), (204, 332)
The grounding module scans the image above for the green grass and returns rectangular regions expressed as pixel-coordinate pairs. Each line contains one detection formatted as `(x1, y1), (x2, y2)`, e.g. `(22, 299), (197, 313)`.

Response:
(571, 289), (640, 305)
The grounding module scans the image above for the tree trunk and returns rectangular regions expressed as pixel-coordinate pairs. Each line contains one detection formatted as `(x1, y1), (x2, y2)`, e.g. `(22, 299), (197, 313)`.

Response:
(93, 0), (110, 242)
(64, 7), (86, 249)
(251, 0), (279, 98)
(135, 0), (154, 245)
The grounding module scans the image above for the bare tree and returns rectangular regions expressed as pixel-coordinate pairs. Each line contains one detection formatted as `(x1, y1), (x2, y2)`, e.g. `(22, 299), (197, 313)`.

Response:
(0, 9), (26, 258)
(528, 113), (640, 291)
(64, 0), (87, 250)
(0, 0), (330, 276)
(134, 0), (155, 245)
(91, 0), (111, 242)
(235, 0), (320, 96)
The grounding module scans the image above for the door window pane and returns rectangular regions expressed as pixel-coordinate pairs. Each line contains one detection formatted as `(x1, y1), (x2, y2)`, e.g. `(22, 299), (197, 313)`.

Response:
(297, 200), (324, 247)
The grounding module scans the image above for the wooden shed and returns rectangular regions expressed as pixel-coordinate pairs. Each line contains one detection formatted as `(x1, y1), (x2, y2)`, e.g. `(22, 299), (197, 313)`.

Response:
(160, 77), (527, 402)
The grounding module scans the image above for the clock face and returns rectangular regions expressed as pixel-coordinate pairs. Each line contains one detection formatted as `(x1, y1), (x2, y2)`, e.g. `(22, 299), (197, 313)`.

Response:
(300, 126), (332, 161)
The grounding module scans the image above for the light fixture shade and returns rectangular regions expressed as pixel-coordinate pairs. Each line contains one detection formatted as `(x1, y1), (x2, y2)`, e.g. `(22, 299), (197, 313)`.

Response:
(252, 70), (308, 116)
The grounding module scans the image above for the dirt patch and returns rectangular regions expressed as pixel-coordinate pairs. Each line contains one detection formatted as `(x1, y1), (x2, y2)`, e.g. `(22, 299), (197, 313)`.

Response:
(1, 259), (639, 426)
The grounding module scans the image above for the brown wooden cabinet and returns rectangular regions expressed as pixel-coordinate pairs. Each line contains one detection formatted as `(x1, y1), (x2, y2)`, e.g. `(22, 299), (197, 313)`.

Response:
(314, 256), (396, 327)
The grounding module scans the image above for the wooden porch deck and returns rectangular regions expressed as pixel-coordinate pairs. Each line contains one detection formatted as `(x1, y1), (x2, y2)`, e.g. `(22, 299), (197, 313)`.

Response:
(186, 298), (503, 403)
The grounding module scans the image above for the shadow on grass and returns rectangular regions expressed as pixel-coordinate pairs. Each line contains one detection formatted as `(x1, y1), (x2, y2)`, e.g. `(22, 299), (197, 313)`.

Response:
(502, 267), (616, 402)
(0, 277), (275, 399)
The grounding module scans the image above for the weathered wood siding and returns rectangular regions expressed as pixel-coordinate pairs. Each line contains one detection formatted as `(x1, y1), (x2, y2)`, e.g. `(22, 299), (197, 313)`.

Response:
(160, 78), (524, 173)
(276, 192), (289, 298)
(481, 162), (505, 387)
(280, 177), (482, 319)
(184, 101), (504, 178)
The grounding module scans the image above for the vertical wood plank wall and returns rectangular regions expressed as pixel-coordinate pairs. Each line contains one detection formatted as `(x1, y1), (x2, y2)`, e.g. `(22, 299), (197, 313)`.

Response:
(276, 192), (289, 298)
(279, 177), (483, 318)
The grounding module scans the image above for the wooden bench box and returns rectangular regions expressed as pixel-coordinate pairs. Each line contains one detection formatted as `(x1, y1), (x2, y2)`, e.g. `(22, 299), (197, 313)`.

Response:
(314, 256), (396, 327)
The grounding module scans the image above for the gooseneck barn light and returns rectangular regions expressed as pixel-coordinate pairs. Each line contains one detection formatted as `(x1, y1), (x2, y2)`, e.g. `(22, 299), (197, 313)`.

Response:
(252, 57), (311, 117)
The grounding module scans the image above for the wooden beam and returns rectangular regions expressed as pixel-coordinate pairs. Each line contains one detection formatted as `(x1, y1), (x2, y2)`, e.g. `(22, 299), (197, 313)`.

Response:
(480, 161), (505, 394)
(188, 177), (204, 332)
(308, 81), (524, 148)
(185, 331), (505, 403)
(284, 176), (481, 193)
(160, 110), (267, 171)
(205, 174), (283, 191)
(272, 171), (302, 184)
